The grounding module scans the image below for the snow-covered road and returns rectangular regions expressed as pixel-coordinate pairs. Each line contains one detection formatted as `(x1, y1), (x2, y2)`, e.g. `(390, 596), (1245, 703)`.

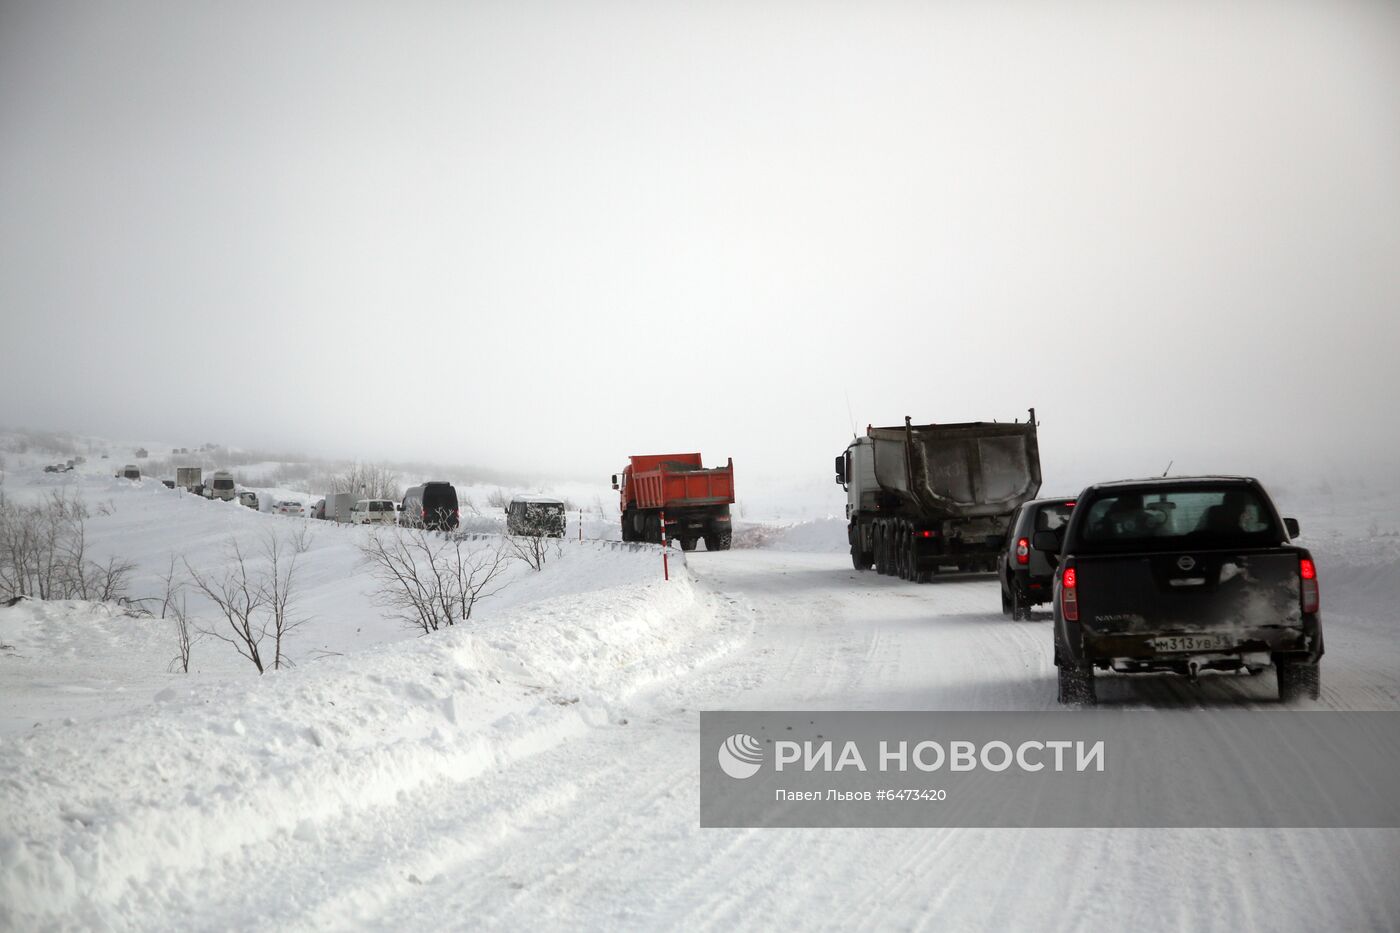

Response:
(124, 550), (1399, 931)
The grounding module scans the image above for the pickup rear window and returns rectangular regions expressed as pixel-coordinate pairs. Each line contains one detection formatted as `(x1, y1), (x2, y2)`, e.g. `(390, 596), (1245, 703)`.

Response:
(1077, 486), (1280, 552)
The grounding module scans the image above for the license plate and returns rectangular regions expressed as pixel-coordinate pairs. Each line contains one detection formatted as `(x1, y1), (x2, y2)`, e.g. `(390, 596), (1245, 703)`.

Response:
(1150, 634), (1234, 653)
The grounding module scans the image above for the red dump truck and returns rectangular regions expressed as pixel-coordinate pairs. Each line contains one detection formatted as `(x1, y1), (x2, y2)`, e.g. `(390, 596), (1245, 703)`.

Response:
(612, 454), (735, 550)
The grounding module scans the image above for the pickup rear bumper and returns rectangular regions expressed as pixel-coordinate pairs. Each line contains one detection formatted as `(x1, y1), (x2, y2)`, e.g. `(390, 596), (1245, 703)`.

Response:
(1062, 613), (1323, 673)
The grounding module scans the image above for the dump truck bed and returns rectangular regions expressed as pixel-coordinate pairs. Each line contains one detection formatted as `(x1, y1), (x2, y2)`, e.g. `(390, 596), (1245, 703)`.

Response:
(867, 418), (1041, 519)
(628, 454), (735, 510)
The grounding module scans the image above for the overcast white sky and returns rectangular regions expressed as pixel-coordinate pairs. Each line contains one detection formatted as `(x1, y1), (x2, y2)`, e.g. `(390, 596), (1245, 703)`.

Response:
(2, 0), (1397, 488)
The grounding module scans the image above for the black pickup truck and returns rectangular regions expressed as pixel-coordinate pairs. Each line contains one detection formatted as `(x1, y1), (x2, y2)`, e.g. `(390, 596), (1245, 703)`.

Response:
(1035, 476), (1322, 705)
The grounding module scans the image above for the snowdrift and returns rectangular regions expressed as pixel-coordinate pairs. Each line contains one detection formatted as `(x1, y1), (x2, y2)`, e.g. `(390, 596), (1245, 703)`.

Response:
(0, 555), (739, 927)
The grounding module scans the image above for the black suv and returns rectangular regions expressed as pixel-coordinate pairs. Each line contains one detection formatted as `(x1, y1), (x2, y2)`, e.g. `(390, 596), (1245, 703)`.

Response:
(1035, 476), (1322, 705)
(997, 497), (1076, 620)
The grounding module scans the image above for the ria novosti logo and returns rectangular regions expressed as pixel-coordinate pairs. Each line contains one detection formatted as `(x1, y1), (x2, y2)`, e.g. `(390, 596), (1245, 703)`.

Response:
(718, 733), (764, 779)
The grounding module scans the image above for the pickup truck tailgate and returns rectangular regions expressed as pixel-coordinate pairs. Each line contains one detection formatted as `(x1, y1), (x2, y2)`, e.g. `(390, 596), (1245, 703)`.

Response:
(1075, 548), (1304, 635)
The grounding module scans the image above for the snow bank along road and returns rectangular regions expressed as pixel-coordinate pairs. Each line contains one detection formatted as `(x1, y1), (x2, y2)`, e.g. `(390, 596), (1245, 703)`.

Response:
(2, 476), (1399, 930)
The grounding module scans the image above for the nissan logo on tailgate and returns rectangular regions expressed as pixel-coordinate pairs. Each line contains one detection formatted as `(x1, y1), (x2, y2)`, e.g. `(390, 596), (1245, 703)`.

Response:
(1176, 555), (1197, 571)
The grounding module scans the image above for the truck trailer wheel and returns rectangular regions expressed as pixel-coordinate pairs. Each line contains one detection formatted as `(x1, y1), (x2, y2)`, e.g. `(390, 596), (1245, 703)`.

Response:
(680, 537), (697, 551)
(895, 525), (909, 579)
(851, 544), (873, 571)
(1276, 659), (1321, 702)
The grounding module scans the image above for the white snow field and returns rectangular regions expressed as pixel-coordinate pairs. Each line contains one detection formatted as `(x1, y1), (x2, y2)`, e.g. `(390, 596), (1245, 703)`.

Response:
(2, 461), (1399, 931)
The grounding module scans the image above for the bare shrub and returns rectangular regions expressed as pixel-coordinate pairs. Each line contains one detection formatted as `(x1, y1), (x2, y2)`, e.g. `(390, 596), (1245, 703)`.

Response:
(485, 487), (511, 509)
(329, 463), (401, 502)
(507, 531), (561, 572)
(262, 532), (307, 670)
(185, 538), (268, 672)
(359, 530), (511, 635)
(168, 595), (198, 673)
(0, 489), (132, 603)
(184, 530), (307, 673)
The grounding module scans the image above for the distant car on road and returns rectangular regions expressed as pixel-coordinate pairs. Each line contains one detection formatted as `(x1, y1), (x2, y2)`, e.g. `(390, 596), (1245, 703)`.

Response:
(350, 499), (398, 525)
(238, 491), (259, 510)
(274, 500), (306, 517)
(506, 497), (567, 537)
(162, 479), (176, 489)
(998, 497), (1076, 620)
(118, 464), (141, 480)
(1036, 476), (1322, 705)
(311, 499), (327, 520)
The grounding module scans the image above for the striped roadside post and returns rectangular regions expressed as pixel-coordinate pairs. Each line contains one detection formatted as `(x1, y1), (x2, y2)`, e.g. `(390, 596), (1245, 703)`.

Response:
(661, 509), (670, 581)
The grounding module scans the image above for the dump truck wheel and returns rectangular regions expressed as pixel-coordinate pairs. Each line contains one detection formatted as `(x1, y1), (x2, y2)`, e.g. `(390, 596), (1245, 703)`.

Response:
(851, 543), (873, 571)
(717, 532), (731, 550)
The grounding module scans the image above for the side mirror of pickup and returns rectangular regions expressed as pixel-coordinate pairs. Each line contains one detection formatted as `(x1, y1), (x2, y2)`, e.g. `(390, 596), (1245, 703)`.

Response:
(833, 455), (846, 487)
(1032, 530), (1061, 554)
(610, 474), (619, 490)
(1284, 517), (1300, 538)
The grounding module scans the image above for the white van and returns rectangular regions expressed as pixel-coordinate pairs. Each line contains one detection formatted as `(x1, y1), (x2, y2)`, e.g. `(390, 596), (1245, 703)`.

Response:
(204, 470), (236, 501)
(350, 499), (398, 525)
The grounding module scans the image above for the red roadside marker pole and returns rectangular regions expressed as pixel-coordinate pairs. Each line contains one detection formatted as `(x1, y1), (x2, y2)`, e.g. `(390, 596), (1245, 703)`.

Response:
(661, 508), (670, 581)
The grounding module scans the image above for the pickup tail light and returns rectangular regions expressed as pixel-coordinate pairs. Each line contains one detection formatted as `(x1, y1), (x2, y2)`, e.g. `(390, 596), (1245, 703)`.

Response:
(1015, 537), (1030, 565)
(1300, 557), (1319, 613)
(1061, 565), (1079, 622)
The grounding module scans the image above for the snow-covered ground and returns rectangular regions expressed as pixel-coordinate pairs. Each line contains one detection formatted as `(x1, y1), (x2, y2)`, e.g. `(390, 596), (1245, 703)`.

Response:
(2, 443), (1399, 930)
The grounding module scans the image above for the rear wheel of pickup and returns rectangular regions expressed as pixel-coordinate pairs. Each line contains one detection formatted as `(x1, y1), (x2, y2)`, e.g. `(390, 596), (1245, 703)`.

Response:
(1276, 659), (1321, 702)
(1057, 663), (1097, 706)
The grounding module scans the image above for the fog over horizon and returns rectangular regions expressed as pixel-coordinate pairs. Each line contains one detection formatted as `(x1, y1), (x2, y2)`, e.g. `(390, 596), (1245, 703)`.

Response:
(3, 1), (1397, 492)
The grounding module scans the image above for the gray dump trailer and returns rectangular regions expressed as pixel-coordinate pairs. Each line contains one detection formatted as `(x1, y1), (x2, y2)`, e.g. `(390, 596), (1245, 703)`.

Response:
(835, 410), (1042, 580)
